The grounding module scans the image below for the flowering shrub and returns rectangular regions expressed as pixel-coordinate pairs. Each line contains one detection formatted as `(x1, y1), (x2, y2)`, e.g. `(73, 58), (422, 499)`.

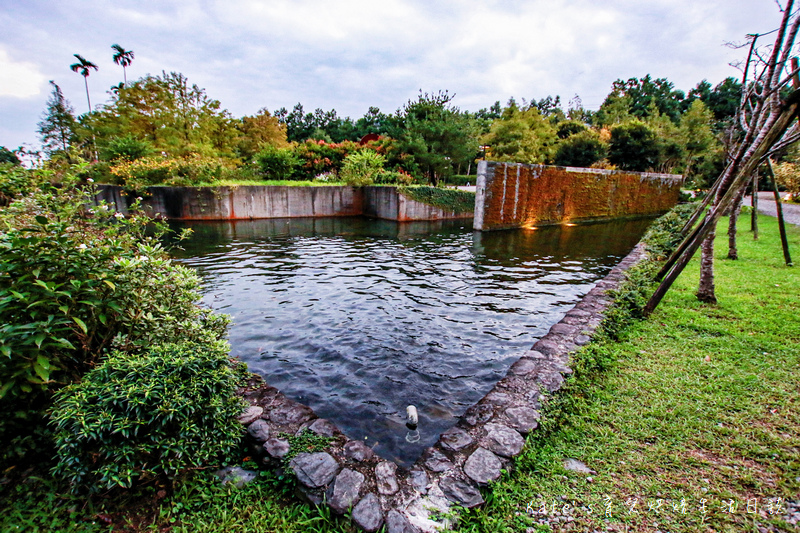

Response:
(109, 155), (236, 188)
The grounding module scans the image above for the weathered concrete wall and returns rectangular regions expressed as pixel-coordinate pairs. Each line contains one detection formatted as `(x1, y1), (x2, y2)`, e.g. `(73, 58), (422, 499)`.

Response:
(362, 187), (474, 221)
(474, 161), (682, 231)
(96, 185), (473, 222)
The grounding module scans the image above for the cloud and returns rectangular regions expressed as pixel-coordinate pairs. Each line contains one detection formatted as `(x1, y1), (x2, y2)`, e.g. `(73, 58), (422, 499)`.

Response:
(0, 48), (47, 99)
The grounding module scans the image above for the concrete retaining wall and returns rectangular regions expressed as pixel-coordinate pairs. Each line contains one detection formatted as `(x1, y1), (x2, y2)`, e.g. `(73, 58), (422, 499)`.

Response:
(96, 185), (473, 222)
(474, 161), (683, 231)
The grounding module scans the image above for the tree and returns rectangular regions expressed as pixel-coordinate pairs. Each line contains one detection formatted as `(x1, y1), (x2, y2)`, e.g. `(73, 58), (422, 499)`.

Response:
(85, 72), (240, 158)
(70, 54), (98, 112)
(236, 108), (289, 161)
(111, 44), (134, 86)
(607, 120), (660, 171)
(37, 81), (77, 162)
(646, 2), (800, 312)
(553, 130), (607, 167)
(481, 100), (558, 165)
(678, 99), (716, 178)
(0, 147), (20, 165)
(596, 75), (685, 124)
(392, 91), (480, 185)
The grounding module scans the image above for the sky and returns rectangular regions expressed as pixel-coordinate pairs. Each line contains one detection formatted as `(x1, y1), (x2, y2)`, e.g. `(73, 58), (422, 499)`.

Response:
(0, 0), (786, 151)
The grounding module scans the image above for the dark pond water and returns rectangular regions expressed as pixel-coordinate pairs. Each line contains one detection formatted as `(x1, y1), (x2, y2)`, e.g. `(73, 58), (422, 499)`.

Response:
(169, 216), (652, 466)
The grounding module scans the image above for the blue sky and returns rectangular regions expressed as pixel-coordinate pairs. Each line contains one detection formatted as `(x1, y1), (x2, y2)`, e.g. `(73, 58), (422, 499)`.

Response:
(0, 0), (784, 151)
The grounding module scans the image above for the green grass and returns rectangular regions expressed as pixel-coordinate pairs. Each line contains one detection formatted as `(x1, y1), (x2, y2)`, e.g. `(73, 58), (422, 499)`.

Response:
(195, 179), (347, 187)
(1, 213), (797, 532)
(458, 213), (800, 533)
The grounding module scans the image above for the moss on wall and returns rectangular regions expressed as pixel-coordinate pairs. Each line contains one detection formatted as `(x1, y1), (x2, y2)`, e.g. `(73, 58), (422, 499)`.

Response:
(477, 163), (682, 230)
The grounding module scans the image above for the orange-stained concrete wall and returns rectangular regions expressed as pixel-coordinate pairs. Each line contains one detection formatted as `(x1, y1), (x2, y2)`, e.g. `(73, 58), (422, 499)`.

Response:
(473, 162), (683, 231)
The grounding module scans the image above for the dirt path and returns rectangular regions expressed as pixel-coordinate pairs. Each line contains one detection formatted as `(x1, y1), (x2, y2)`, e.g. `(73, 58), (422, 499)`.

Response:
(746, 192), (800, 226)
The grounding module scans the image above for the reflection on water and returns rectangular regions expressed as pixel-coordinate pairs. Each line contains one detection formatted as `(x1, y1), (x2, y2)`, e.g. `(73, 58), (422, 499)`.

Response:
(169, 216), (652, 466)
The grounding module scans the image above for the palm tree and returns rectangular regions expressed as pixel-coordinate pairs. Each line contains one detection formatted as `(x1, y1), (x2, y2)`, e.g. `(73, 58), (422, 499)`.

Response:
(111, 44), (134, 86)
(69, 54), (98, 112)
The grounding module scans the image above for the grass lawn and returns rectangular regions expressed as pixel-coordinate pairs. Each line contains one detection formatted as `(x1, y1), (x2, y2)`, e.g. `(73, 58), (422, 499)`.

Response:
(1, 213), (797, 532)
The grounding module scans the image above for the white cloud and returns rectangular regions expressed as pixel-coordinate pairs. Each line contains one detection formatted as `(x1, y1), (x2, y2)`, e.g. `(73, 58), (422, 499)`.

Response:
(0, 49), (47, 98)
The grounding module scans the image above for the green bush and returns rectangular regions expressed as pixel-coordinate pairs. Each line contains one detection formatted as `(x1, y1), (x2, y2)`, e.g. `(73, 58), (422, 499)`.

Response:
(50, 338), (246, 491)
(340, 149), (386, 186)
(101, 134), (153, 162)
(255, 146), (301, 180)
(553, 130), (608, 168)
(0, 180), (229, 468)
(0, 164), (40, 206)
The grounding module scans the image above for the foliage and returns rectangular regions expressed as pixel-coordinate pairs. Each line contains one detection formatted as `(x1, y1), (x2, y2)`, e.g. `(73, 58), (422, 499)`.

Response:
(397, 185), (475, 213)
(482, 101), (558, 165)
(50, 338), (246, 491)
(279, 430), (336, 465)
(109, 155), (238, 187)
(236, 108), (290, 161)
(607, 120), (661, 172)
(38, 81), (78, 163)
(556, 120), (588, 139)
(0, 179), (229, 471)
(595, 75), (686, 124)
(339, 149), (386, 186)
(553, 129), (607, 168)
(392, 91), (480, 186)
(773, 159), (800, 201)
(101, 134), (153, 162)
(677, 99), (717, 178)
(0, 147), (20, 166)
(85, 72), (239, 160)
(0, 164), (41, 206)
(374, 169), (414, 185)
(255, 146), (302, 180)
(292, 139), (364, 180)
(685, 77), (743, 128)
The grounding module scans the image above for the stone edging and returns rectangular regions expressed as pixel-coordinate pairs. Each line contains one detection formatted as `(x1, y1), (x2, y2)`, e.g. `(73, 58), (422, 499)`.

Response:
(235, 241), (649, 533)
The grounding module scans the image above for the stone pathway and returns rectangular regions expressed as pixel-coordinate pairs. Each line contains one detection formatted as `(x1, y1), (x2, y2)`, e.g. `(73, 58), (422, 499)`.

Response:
(746, 192), (800, 226)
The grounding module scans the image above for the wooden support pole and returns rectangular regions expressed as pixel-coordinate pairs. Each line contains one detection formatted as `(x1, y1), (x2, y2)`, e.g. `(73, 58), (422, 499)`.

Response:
(766, 159), (794, 266)
(644, 94), (800, 316)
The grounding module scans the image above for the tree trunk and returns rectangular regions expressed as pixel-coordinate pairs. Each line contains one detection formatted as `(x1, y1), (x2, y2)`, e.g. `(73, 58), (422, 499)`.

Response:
(697, 226), (717, 303)
(727, 188), (745, 259)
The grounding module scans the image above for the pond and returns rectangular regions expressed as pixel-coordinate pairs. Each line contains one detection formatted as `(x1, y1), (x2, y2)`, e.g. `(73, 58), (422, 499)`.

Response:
(169, 216), (653, 466)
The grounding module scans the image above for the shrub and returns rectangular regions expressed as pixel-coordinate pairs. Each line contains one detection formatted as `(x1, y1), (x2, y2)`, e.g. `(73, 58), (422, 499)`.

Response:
(109, 155), (236, 188)
(50, 338), (247, 491)
(293, 139), (362, 179)
(340, 149), (386, 186)
(553, 130), (608, 168)
(0, 181), (229, 468)
(255, 145), (302, 180)
(0, 164), (41, 206)
(102, 134), (153, 162)
(375, 169), (414, 185)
